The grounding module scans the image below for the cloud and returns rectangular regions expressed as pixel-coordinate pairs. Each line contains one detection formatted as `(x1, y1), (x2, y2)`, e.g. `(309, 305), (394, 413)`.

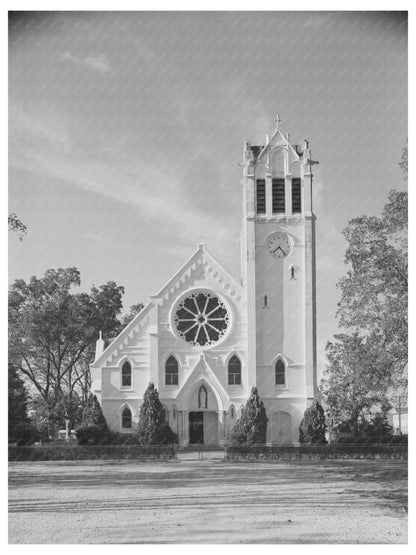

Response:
(59, 51), (111, 74)
(9, 102), (72, 152)
(9, 104), (230, 248)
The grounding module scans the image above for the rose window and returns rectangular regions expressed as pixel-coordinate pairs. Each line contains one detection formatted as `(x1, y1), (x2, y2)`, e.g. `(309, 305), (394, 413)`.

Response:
(174, 291), (230, 347)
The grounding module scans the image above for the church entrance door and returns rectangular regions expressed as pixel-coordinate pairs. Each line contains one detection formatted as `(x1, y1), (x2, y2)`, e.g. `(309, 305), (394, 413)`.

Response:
(189, 411), (204, 444)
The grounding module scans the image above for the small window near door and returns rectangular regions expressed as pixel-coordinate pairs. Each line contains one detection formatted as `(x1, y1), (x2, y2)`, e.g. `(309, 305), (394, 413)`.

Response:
(122, 361), (132, 387)
(122, 407), (132, 429)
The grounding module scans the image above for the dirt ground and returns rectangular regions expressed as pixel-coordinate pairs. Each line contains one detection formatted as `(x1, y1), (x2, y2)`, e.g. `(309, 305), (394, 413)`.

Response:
(8, 456), (407, 544)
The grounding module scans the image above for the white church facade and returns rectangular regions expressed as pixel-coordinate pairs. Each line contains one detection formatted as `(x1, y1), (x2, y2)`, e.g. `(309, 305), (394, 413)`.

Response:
(90, 120), (318, 446)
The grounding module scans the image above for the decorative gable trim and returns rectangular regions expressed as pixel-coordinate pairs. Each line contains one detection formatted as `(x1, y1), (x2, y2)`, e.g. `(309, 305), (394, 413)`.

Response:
(90, 302), (155, 369)
(256, 128), (299, 163)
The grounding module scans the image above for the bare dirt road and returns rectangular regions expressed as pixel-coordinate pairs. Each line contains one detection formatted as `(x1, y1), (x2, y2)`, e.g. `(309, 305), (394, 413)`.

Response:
(8, 458), (407, 544)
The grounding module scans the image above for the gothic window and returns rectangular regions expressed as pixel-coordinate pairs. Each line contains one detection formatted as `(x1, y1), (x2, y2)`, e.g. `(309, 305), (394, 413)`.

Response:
(122, 407), (132, 429)
(174, 292), (230, 347)
(165, 356), (179, 385)
(272, 178), (285, 213)
(228, 355), (242, 385)
(121, 361), (132, 387)
(292, 178), (301, 213)
(198, 386), (208, 409)
(275, 359), (286, 386)
(256, 179), (266, 214)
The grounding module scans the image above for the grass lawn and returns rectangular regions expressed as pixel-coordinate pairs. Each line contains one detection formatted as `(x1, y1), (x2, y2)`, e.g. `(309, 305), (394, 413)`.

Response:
(8, 458), (407, 544)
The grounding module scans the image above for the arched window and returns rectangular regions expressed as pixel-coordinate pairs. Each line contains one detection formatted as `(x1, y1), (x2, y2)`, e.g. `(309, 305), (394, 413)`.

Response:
(122, 361), (132, 387)
(122, 407), (132, 429)
(228, 355), (242, 385)
(165, 356), (179, 386)
(275, 359), (286, 386)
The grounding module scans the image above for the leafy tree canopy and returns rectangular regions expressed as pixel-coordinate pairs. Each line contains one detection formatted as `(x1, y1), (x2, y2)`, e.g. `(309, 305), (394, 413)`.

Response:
(8, 363), (30, 441)
(334, 143), (407, 393)
(8, 267), (124, 422)
(8, 212), (27, 240)
(321, 333), (392, 435)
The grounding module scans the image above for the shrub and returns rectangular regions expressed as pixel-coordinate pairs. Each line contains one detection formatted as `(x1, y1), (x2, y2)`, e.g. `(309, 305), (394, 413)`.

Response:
(157, 422), (179, 445)
(299, 400), (327, 443)
(76, 394), (110, 445)
(229, 387), (268, 445)
(137, 383), (169, 445)
(76, 424), (109, 445)
(8, 444), (176, 461)
(13, 422), (39, 446)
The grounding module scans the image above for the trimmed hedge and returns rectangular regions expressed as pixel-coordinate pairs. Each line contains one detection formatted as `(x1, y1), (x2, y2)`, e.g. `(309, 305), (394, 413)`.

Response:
(8, 444), (176, 461)
(226, 443), (408, 461)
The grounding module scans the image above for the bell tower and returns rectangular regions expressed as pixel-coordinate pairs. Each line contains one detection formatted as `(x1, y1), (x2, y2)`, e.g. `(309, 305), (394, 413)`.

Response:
(241, 117), (317, 424)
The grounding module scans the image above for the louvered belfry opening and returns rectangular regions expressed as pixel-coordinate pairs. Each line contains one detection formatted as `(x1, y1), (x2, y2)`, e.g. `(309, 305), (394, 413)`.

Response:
(272, 178), (285, 214)
(256, 179), (266, 214)
(292, 178), (301, 213)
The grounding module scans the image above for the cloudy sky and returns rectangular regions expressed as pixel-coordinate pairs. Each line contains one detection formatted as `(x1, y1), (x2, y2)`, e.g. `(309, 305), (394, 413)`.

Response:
(8, 11), (407, 379)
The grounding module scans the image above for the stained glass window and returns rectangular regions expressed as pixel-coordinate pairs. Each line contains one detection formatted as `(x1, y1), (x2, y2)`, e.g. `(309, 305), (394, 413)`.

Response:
(174, 292), (230, 347)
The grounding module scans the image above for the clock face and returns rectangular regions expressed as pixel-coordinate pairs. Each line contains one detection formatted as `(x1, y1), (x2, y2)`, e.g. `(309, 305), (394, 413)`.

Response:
(267, 232), (292, 258)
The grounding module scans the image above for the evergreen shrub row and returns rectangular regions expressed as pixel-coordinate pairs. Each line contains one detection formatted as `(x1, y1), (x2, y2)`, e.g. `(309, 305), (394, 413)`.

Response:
(226, 443), (408, 460)
(8, 444), (176, 461)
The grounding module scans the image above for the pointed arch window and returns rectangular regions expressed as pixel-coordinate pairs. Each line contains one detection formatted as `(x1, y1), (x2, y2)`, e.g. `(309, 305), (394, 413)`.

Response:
(275, 359), (286, 386)
(165, 356), (179, 386)
(228, 355), (242, 385)
(122, 361), (132, 387)
(122, 407), (132, 429)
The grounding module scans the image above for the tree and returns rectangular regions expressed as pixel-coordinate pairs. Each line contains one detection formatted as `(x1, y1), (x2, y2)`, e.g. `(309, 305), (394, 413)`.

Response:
(75, 393), (110, 445)
(299, 400), (327, 443)
(120, 302), (145, 329)
(8, 363), (30, 441)
(321, 333), (390, 436)
(334, 143), (407, 391)
(136, 383), (178, 445)
(8, 212), (27, 240)
(229, 387), (268, 445)
(81, 393), (109, 429)
(8, 267), (124, 428)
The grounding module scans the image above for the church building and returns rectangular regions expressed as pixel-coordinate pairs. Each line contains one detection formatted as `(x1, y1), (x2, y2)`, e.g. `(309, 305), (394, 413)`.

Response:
(90, 119), (318, 446)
